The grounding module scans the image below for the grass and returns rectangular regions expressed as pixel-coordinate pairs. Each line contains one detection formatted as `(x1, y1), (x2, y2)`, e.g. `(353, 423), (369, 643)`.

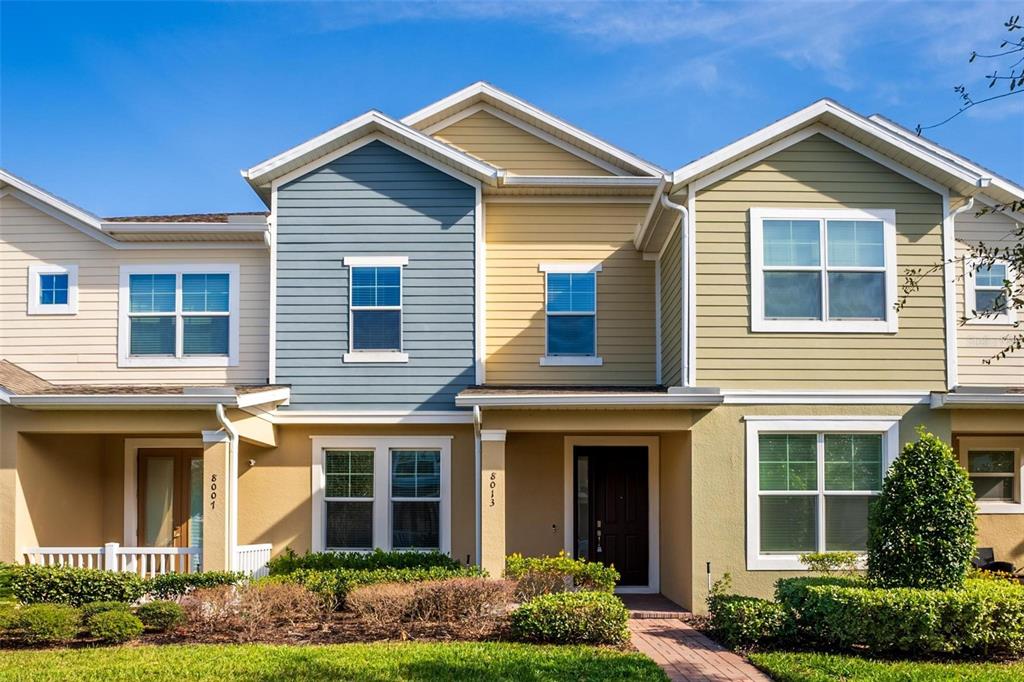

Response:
(750, 651), (1024, 681)
(0, 642), (667, 681)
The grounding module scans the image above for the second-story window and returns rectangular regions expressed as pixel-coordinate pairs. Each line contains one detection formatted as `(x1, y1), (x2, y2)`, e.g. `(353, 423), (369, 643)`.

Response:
(118, 265), (239, 367)
(539, 264), (603, 366)
(965, 260), (1017, 325)
(27, 264), (78, 315)
(750, 208), (897, 333)
(343, 256), (409, 363)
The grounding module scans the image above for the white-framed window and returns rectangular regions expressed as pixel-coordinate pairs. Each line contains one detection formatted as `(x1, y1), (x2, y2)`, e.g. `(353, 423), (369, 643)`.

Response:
(965, 259), (1018, 325)
(117, 264), (240, 367)
(750, 208), (898, 333)
(311, 436), (452, 553)
(27, 264), (78, 315)
(343, 256), (408, 363)
(745, 417), (900, 570)
(958, 436), (1024, 514)
(539, 263), (602, 366)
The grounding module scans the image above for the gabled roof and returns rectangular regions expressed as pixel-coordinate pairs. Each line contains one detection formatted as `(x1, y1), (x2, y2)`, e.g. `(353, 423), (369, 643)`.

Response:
(241, 110), (502, 204)
(402, 81), (666, 178)
(669, 99), (987, 196)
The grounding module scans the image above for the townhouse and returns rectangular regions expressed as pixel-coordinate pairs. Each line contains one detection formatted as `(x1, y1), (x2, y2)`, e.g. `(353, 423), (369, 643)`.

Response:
(1, 83), (1021, 611)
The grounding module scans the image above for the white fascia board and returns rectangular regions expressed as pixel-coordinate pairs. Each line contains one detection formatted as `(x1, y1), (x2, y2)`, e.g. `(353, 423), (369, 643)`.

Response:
(454, 393), (724, 408)
(670, 99), (982, 192)
(499, 175), (662, 188)
(242, 111), (499, 188)
(930, 392), (1024, 409)
(0, 388), (11, 405)
(235, 387), (292, 409)
(0, 169), (106, 232)
(402, 82), (666, 177)
(102, 222), (269, 233)
(273, 410), (475, 425)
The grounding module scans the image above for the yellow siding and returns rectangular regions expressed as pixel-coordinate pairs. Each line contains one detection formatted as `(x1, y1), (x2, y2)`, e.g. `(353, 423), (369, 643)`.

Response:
(0, 194), (269, 385)
(693, 134), (947, 389)
(485, 201), (656, 385)
(954, 208), (1024, 386)
(433, 110), (613, 176)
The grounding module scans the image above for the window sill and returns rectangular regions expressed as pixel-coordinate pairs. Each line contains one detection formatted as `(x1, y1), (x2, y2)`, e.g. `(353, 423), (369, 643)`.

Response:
(751, 319), (898, 334)
(965, 316), (1018, 327)
(539, 356), (603, 367)
(118, 355), (235, 368)
(977, 501), (1024, 515)
(343, 352), (409, 364)
(747, 553), (867, 571)
(27, 307), (77, 316)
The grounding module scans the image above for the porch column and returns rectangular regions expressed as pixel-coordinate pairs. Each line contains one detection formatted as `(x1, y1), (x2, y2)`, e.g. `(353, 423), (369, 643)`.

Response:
(480, 430), (507, 579)
(201, 431), (231, 571)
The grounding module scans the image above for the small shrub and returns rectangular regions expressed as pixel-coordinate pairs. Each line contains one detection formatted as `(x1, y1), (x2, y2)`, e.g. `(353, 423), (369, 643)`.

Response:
(799, 552), (860, 575)
(505, 552), (618, 600)
(80, 601), (131, 621)
(0, 603), (17, 631)
(145, 571), (242, 600)
(510, 591), (629, 645)
(277, 565), (484, 609)
(346, 582), (417, 628)
(87, 610), (143, 644)
(136, 600), (185, 632)
(181, 581), (324, 642)
(267, 548), (462, 575)
(11, 604), (81, 644)
(868, 429), (977, 589)
(11, 565), (145, 606)
(707, 574), (793, 649)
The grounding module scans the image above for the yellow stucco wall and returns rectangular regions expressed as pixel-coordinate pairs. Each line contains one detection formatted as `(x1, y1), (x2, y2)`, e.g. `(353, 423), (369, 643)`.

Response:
(505, 432), (566, 557)
(659, 431), (692, 609)
(691, 134), (947, 389)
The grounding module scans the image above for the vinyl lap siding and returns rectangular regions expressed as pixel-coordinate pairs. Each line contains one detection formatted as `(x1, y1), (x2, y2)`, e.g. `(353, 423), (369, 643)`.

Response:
(694, 134), (946, 389)
(275, 141), (476, 411)
(0, 194), (269, 385)
(660, 227), (682, 386)
(433, 110), (612, 176)
(485, 202), (656, 385)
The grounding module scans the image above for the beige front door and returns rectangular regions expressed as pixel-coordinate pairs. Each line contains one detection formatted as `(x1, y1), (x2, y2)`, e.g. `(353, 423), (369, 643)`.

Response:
(138, 449), (203, 559)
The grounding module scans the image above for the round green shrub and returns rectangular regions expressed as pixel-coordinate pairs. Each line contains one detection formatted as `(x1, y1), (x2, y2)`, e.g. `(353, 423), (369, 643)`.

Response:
(12, 603), (81, 644)
(510, 591), (629, 645)
(708, 575), (793, 649)
(80, 601), (131, 621)
(135, 600), (185, 632)
(87, 610), (144, 644)
(868, 429), (977, 589)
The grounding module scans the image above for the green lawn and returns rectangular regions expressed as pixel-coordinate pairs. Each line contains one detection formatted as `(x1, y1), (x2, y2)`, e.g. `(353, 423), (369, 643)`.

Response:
(750, 651), (1024, 681)
(0, 642), (667, 681)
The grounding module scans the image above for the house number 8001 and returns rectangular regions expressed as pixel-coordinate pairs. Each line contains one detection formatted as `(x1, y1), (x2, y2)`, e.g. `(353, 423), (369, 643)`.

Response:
(210, 474), (217, 510)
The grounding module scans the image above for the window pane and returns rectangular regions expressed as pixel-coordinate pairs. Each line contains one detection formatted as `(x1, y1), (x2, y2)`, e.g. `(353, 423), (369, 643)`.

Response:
(828, 272), (885, 319)
(976, 264), (1007, 288)
(759, 434), (817, 491)
(392, 501), (439, 549)
(352, 310), (401, 350)
(40, 273), (69, 305)
(827, 220), (884, 267)
(763, 220), (820, 266)
(129, 274), (176, 313)
(825, 495), (872, 551)
(351, 267), (401, 307)
(182, 273), (229, 312)
(764, 272), (822, 319)
(760, 495), (816, 553)
(325, 450), (374, 498)
(130, 316), (175, 355)
(326, 501), (373, 549)
(547, 272), (596, 313)
(971, 476), (1014, 501)
(183, 316), (229, 355)
(968, 451), (1015, 473)
(391, 450), (440, 498)
(825, 434), (883, 491)
(547, 315), (596, 355)
(974, 289), (1008, 314)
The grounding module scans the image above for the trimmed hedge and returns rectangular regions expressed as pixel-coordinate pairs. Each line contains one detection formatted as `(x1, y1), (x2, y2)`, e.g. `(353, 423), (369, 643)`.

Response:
(145, 571), (242, 599)
(510, 591), (629, 645)
(272, 565), (485, 609)
(708, 593), (793, 649)
(10, 604), (80, 644)
(136, 600), (185, 632)
(267, 548), (462, 575)
(87, 610), (144, 644)
(80, 601), (132, 621)
(11, 566), (146, 607)
(776, 576), (1024, 656)
(504, 552), (618, 598)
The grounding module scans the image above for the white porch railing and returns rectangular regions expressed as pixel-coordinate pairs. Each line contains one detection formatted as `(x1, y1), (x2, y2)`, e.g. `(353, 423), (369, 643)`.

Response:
(22, 543), (200, 578)
(236, 543), (272, 578)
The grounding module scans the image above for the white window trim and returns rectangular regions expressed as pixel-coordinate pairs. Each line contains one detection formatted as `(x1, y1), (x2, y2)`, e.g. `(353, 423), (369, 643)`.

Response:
(964, 259), (1018, 326)
(27, 264), (78, 315)
(540, 263), (602, 365)
(750, 208), (898, 333)
(958, 436), (1024, 514)
(745, 416), (900, 571)
(310, 435), (452, 554)
(117, 264), (240, 368)
(343, 256), (409, 364)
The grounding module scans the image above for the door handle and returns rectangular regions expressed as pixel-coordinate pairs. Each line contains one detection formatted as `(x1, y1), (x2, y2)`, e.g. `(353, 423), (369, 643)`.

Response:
(172, 529), (181, 540)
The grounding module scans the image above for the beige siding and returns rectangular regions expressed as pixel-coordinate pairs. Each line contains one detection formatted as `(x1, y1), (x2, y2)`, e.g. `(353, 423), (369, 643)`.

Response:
(660, 227), (682, 385)
(954, 207), (1024, 386)
(0, 194), (269, 385)
(693, 134), (946, 389)
(433, 110), (613, 176)
(485, 201), (656, 385)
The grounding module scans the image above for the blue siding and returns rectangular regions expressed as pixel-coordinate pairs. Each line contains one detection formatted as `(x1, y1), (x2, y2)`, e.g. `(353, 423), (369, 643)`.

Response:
(275, 140), (475, 411)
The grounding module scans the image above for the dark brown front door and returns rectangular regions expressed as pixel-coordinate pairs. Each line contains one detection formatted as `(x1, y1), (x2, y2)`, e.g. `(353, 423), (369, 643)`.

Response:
(576, 446), (649, 586)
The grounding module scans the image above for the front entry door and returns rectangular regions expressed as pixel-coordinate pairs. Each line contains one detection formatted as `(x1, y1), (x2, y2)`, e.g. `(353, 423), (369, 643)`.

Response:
(575, 446), (649, 586)
(138, 449), (203, 563)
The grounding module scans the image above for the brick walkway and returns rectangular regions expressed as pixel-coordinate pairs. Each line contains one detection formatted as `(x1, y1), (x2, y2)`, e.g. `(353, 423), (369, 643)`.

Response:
(623, 595), (771, 682)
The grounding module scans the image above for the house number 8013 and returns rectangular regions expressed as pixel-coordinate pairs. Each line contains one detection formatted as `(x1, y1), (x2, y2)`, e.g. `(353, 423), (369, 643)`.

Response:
(489, 472), (496, 507)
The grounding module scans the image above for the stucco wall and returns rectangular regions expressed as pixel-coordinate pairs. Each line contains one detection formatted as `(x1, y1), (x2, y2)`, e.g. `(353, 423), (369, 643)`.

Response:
(504, 432), (566, 557)
(659, 431), (692, 609)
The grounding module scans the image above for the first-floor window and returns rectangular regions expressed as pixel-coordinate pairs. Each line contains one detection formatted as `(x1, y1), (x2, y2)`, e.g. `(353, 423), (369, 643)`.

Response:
(958, 436), (1023, 512)
(324, 450), (375, 550)
(391, 450), (441, 550)
(747, 419), (898, 570)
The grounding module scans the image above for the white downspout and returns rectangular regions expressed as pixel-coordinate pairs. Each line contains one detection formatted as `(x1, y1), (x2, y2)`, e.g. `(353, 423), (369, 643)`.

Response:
(945, 196), (974, 392)
(216, 403), (239, 572)
(659, 193), (690, 387)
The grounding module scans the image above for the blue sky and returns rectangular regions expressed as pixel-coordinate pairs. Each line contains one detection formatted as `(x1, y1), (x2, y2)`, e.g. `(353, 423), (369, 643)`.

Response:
(2, 1), (1021, 215)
